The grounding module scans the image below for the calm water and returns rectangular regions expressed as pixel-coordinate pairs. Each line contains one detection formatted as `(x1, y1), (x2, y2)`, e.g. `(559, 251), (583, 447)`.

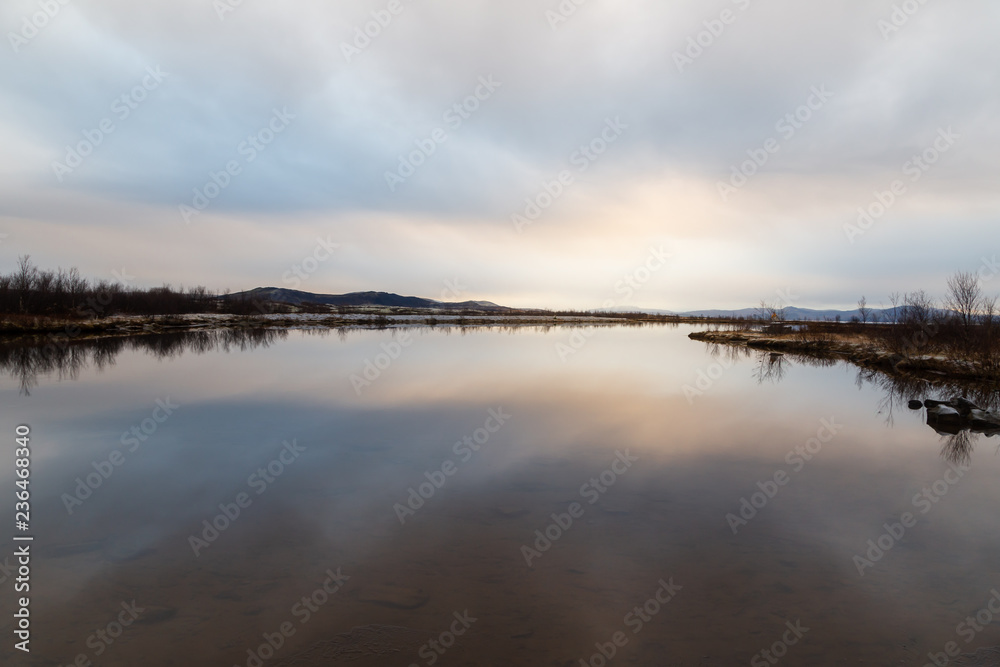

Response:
(2, 325), (999, 666)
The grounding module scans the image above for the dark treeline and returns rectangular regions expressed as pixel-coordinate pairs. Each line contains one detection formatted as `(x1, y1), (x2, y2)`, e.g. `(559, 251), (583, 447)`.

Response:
(0, 256), (749, 322)
(0, 255), (289, 318)
(0, 255), (221, 317)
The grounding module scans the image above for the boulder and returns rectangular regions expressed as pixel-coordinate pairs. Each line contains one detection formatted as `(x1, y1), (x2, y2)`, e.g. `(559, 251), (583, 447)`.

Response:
(927, 404), (962, 421)
(969, 409), (1000, 432)
(954, 397), (982, 416)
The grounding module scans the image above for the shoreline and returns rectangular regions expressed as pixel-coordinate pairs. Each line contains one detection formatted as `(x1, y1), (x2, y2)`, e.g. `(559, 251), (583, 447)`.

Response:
(688, 329), (997, 387)
(0, 312), (709, 344)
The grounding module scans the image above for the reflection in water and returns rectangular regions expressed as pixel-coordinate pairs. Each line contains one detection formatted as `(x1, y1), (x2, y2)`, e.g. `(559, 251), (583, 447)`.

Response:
(754, 352), (787, 384)
(699, 343), (1000, 466)
(941, 430), (977, 467)
(750, 349), (837, 386)
(0, 328), (288, 395)
(852, 366), (999, 466)
(0, 322), (672, 396)
(5, 326), (1000, 665)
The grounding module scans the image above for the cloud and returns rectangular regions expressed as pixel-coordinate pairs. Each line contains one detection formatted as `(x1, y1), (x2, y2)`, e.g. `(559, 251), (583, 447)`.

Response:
(0, 0), (997, 308)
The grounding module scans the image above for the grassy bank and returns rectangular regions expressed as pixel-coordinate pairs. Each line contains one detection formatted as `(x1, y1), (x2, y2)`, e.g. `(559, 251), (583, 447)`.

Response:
(689, 326), (997, 386)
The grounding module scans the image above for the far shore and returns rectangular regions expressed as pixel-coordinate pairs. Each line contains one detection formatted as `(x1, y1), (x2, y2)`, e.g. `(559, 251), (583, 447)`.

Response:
(7, 311), (999, 391)
(0, 310), (714, 343)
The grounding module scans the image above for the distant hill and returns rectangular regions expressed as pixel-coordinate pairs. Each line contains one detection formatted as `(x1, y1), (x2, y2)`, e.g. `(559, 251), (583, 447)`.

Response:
(232, 289), (949, 321)
(676, 307), (870, 321)
(227, 287), (509, 311)
(602, 305), (950, 322)
(597, 306), (865, 320)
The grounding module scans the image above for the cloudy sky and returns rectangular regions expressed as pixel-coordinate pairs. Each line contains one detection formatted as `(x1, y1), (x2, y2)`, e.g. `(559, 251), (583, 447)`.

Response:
(1, 0), (998, 310)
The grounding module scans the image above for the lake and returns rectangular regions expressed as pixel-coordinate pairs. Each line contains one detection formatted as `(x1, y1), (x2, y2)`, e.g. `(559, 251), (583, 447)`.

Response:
(2, 324), (999, 666)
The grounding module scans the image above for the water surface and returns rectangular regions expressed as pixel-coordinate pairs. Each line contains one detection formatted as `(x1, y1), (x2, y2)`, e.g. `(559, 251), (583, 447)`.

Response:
(1, 325), (999, 666)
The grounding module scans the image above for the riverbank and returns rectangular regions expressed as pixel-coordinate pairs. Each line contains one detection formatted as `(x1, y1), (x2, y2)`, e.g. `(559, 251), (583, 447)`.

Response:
(0, 311), (706, 343)
(689, 328), (996, 386)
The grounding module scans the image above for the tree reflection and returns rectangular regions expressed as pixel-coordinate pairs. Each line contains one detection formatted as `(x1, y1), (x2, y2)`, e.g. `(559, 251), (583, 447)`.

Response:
(753, 352), (787, 384)
(940, 430), (976, 467)
(697, 343), (1000, 464)
(0, 328), (288, 396)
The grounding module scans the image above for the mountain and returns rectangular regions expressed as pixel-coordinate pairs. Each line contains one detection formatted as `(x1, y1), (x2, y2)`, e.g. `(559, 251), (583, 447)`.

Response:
(599, 306), (917, 321)
(676, 307), (870, 321)
(605, 305), (952, 322)
(227, 287), (509, 311)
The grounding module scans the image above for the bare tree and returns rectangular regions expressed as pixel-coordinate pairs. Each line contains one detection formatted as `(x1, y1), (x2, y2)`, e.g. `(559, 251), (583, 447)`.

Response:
(0, 275), (10, 312)
(984, 294), (997, 327)
(903, 290), (935, 327)
(67, 267), (87, 309)
(54, 268), (68, 305)
(857, 296), (871, 325)
(35, 269), (55, 312)
(888, 292), (901, 325)
(13, 255), (36, 313)
(946, 271), (982, 333)
(757, 299), (782, 322)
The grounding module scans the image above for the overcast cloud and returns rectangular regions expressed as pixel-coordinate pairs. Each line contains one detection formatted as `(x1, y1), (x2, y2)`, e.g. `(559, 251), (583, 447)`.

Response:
(1, 0), (998, 310)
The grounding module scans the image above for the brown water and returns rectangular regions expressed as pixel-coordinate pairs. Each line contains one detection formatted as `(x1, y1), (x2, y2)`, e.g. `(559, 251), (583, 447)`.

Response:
(1, 325), (999, 666)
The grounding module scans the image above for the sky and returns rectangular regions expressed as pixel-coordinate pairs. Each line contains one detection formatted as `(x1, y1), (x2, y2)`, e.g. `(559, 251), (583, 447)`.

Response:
(1, 0), (998, 311)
